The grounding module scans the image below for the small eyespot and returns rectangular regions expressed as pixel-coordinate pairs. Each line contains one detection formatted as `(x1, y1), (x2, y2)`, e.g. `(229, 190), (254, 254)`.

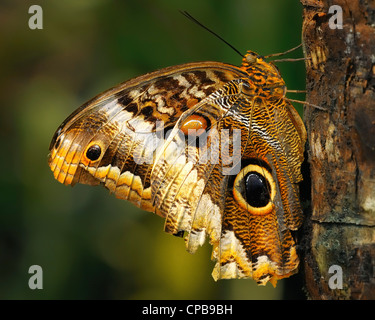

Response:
(86, 144), (102, 161)
(180, 115), (208, 137)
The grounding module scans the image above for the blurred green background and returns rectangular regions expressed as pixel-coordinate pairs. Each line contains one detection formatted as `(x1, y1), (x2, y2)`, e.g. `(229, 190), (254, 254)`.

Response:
(0, 0), (306, 299)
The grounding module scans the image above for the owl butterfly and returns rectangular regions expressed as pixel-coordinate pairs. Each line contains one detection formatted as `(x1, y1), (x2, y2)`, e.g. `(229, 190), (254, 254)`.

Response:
(48, 49), (306, 286)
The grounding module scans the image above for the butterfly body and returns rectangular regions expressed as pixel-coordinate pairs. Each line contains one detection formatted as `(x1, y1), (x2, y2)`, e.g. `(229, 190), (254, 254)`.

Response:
(49, 51), (306, 286)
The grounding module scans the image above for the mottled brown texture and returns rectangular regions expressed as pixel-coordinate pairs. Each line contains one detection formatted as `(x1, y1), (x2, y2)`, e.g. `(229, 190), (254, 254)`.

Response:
(301, 0), (375, 299)
(48, 51), (306, 286)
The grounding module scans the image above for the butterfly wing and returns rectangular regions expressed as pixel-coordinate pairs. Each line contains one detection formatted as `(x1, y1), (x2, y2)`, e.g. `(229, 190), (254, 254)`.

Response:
(49, 62), (247, 211)
(211, 95), (306, 286)
(48, 61), (306, 286)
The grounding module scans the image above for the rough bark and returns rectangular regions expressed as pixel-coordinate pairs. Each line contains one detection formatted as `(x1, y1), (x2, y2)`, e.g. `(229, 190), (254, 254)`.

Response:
(301, 0), (375, 299)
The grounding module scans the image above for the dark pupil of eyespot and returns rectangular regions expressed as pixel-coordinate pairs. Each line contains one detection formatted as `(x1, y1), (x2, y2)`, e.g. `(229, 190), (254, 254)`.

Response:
(86, 145), (101, 161)
(245, 172), (270, 208)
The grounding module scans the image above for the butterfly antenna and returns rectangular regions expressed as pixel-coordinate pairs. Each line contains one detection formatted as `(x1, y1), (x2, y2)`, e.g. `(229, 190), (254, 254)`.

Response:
(287, 89), (307, 93)
(180, 10), (244, 58)
(264, 44), (302, 58)
(271, 57), (309, 63)
(286, 98), (327, 111)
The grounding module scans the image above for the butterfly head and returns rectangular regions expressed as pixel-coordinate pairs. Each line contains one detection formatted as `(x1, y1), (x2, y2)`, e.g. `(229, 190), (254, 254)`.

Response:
(241, 50), (285, 96)
(242, 51), (261, 65)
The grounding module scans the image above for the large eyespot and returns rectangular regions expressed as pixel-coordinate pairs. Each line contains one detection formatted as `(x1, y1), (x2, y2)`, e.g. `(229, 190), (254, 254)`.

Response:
(233, 164), (276, 215)
(85, 143), (102, 161)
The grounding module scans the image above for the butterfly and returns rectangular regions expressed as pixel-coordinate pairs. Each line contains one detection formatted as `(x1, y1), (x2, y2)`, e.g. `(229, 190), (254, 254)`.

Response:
(48, 49), (307, 286)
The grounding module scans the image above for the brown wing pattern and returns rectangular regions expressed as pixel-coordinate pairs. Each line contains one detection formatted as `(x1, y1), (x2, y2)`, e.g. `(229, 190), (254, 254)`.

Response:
(49, 62), (245, 205)
(214, 95), (306, 285)
(48, 52), (306, 286)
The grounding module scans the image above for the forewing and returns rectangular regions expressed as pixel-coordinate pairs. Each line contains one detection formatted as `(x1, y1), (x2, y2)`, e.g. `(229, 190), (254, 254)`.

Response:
(48, 62), (246, 212)
(148, 79), (245, 250)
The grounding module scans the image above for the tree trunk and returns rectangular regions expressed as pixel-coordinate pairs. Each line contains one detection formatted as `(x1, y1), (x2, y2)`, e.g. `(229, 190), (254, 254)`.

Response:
(301, 0), (375, 299)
